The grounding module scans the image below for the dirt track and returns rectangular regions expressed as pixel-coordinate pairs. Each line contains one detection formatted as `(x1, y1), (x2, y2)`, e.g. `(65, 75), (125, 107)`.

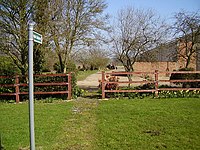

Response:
(77, 66), (125, 90)
(77, 71), (102, 90)
(77, 66), (171, 90)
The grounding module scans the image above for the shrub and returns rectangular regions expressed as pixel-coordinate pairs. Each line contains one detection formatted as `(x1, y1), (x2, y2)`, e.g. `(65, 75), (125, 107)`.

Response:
(134, 83), (155, 90)
(105, 76), (119, 90)
(104, 83), (200, 99)
(105, 84), (154, 99)
(53, 62), (63, 73)
(53, 61), (78, 73)
(70, 72), (84, 98)
(99, 75), (119, 90)
(0, 76), (15, 95)
(98, 75), (119, 98)
(0, 56), (19, 76)
(0, 72), (81, 101)
(158, 90), (200, 98)
(170, 68), (200, 88)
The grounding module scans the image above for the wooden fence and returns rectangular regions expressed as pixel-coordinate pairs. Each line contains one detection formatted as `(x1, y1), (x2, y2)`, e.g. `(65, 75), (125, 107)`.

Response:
(101, 70), (200, 99)
(0, 73), (72, 103)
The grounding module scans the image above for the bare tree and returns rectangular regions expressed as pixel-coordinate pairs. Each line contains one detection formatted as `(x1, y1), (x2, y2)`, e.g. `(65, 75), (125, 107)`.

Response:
(49, 0), (108, 73)
(111, 7), (168, 81)
(76, 45), (110, 70)
(172, 11), (200, 69)
(0, 0), (109, 75)
(32, 0), (51, 74)
(0, 0), (33, 76)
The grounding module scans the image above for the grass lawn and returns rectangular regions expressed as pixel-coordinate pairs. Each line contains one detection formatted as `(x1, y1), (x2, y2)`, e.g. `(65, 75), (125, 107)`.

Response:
(0, 101), (73, 150)
(95, 98), (200, 150)
(77, 70), (98, 81)
(0, 98), (200, 149)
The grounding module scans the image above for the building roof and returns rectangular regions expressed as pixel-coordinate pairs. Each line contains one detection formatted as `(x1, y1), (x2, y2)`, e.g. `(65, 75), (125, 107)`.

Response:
(137, 40), (178, 62)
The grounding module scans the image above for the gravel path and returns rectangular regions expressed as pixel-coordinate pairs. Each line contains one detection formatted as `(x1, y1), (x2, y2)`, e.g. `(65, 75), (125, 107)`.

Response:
(77, 71), (102, 90)
(77, 66), (170, 90)
(77, 66), (125, 90)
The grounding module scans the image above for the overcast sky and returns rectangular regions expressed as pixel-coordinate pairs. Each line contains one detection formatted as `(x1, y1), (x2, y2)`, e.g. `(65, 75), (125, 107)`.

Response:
(105, 0), (200, 21)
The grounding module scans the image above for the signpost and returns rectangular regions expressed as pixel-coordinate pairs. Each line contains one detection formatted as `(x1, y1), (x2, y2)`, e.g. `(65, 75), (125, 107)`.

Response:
(28, 23), (42, 150)
(33, 31), (42, 44)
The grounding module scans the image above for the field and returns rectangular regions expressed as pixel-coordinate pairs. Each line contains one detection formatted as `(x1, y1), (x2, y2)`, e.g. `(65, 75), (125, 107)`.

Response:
(0, 98), (200, 150)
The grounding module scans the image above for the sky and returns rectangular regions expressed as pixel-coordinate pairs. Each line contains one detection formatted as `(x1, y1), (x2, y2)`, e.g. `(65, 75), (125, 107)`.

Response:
(105, 0), (200, 22)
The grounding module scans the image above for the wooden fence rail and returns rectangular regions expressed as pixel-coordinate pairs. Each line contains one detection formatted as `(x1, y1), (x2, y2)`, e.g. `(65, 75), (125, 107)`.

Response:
(0, 73), (72, 103)
(101, 70), (200, 99)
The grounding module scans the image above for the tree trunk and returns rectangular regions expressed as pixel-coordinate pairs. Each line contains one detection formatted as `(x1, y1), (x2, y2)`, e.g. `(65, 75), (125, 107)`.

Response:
(58, 54), (64, 73)
(124, 65), (133, 88)
(21, 67), (27, 83)
(185, 56), (191, 69)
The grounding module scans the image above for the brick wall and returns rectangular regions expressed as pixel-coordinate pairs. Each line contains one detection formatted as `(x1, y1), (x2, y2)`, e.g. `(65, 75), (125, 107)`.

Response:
(133, 61), (197, 75)
(133, 62), (178, 72)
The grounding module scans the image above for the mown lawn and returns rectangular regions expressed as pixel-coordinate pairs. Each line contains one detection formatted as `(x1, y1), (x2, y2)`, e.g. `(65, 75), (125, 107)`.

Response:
(0, 98), (200, 150)
(95, 98), (200, 150)
(0, 101), (73, 150)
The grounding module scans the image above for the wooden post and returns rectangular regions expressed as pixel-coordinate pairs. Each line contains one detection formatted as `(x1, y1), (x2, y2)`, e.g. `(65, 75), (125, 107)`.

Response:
(15, 75), (20, 103)
(102, 71), (105, 99)
(68, 72), (72, 100)
(155, 70), (159, 97)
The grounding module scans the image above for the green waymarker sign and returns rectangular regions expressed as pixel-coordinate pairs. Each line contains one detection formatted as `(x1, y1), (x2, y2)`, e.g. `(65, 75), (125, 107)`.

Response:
(33, 31), (42, 44)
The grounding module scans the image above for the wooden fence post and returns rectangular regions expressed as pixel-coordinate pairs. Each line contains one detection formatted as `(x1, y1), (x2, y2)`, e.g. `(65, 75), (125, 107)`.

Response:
(15, 75), (20, 103)
(68, 72), (72, 100)
(155, 70), (159, 97)
(102, 71), (105, 99)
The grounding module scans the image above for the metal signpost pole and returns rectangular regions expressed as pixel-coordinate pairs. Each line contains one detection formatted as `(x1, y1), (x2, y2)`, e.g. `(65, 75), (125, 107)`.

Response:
(28, 22), (35, 150)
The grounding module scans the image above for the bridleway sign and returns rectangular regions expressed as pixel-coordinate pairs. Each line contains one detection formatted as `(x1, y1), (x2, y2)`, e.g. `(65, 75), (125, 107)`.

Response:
(33, 31), (42, 44)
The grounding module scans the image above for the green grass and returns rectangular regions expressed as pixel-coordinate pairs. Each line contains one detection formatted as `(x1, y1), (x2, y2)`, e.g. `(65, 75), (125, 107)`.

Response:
(95, 98), (200, 150)
(77, 70), (98, 81)
(1, 98), (200, 150)
(0, 101), (73, 150)
(52, 98), (98, 149)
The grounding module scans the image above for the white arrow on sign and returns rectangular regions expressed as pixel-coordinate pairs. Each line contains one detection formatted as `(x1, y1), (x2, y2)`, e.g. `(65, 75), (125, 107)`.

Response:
(33, 31), (42, 44)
